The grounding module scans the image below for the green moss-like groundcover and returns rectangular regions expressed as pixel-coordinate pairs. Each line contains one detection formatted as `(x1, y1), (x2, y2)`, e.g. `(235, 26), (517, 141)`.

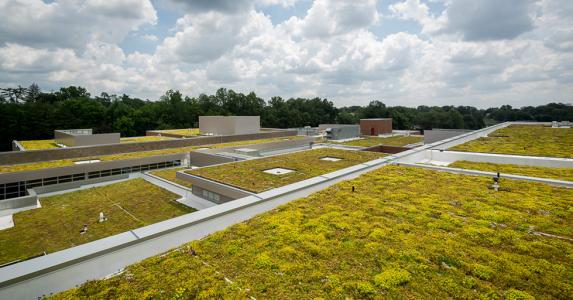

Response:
(449, 160), (573, 182)
(334, 135), (423, 147)
(52, 166), (573, 299)
(187, 148), (383, 193)
(450, 125), (573, 158)
(0, 179), (194, 265)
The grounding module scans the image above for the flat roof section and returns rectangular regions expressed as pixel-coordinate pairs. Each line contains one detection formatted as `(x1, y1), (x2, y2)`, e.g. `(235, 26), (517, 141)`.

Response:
(0, 178), (194, 266)
(18, 136), (176, 151)
(18, 140), (61, 151)
(0, 136), (305, 174)
(448, 160), (573, 182)
(53, 165), (573, 299)
(449, 125), (573, 158)
(186, 148), (383, 193)
(333, 135), (423, 148)
(149, 128), (200, 137)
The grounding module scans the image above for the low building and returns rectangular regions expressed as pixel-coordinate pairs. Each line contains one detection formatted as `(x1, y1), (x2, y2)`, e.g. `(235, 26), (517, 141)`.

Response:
(423, 128), (472, 144)
(54, 129), (120, 147)
(318, 124), (360, 140)
(199, 116), (260, 136)
(360, 118), (392, 136)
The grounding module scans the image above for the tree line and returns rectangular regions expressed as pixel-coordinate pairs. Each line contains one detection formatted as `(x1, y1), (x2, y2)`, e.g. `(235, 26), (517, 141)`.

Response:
(0, 84), (571, 151)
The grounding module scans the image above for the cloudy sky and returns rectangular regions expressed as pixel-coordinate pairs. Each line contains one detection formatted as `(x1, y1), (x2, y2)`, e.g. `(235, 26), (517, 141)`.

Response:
(0, 0), (572, 107)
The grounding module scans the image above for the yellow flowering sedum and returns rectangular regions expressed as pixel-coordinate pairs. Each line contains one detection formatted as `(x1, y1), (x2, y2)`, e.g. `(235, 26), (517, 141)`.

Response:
(450, 125), (573, 158)
(52, 166), (573, 299)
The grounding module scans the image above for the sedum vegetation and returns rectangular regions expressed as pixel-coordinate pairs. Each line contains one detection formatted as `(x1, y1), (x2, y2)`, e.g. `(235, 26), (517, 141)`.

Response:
(0, 136), (304, 174)
(149, 167), (193, 188)
(187, 148), (383, 193)
(449, 160), (573, 182)
(52, 166), (573, 299)
(19, 139), (60, 150)
(0, 179), (194, 265)
(152, 128), (200, 137)
(450, 125), (573, 158)
(120, 136), (174, 143)
(333, 135), (423, 147)
(19, 136), (175, 150)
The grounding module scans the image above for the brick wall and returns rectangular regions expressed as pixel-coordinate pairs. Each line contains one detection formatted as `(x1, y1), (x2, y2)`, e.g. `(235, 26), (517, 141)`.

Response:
(360, 119), (392, 136)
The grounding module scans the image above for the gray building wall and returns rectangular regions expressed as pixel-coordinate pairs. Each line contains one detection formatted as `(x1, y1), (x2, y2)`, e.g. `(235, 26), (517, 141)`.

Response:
(320, 125), (360, 140)
(199, 116), (260, 136)
(424, 129), (473, 144)
(0, 130), (295, 166)
(188, 152), (236, 167)
(177, 171), (253, 202)
(54, 130), (120, 147)
(0, 154), (185, 200)
(191, 185), (236, 204)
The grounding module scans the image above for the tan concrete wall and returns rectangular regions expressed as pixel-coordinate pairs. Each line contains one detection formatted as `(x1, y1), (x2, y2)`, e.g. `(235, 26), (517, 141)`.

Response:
(0, 130), (295, 165)
(199, 116), (260, 135)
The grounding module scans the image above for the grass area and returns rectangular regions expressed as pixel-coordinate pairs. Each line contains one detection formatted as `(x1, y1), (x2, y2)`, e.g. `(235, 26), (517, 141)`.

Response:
(120, 136), (174, 143)
(19, 139), (60, 150)
(52, 165), (573, 299)
(333, 135), (423, 147)
(450, 125), (573, 158)
(187, 148), (383, 193)
(0, 136), (304, 174)
(0, 179), (194, 265)
(153, 128), (200, 137)
(448, 160), (573, 182)
(150, 167), (193, 188)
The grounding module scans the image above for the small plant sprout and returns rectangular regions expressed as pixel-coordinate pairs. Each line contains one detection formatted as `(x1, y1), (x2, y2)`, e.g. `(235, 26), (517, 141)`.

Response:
(492, 172), (500, 191)
(80, 224), (88, 235)
(99, 212), (107, 223)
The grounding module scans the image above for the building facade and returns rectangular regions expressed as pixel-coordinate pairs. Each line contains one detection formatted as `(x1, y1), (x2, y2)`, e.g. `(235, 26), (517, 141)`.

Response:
(199, 116), (260, 136)
(360, 119), (392, 136)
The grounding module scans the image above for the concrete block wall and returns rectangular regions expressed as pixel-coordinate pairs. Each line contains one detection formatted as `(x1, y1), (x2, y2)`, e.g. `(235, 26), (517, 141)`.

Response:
(0, 130), (296, 166)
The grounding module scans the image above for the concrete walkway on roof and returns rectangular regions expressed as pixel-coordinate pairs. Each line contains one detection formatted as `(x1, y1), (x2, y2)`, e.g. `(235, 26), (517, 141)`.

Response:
(142, 172), (216, 210)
